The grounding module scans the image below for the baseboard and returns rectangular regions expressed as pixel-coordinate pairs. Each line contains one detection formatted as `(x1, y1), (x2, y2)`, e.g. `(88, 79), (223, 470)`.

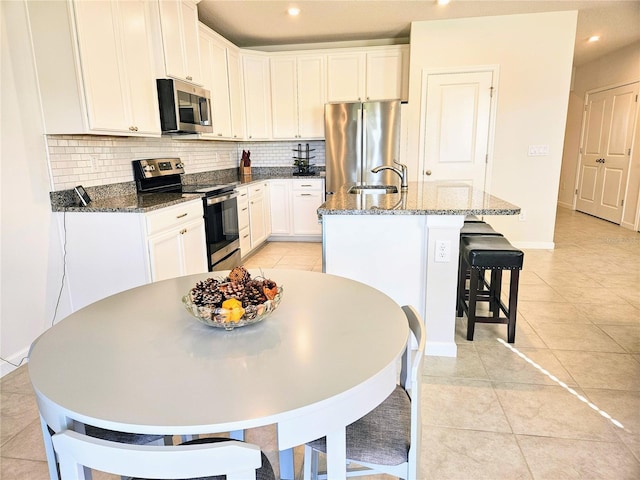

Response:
(511, 241), (555, 250)
(267, 236), (321, 242)
(1, 347), (30, 378)
(557, 201), (574, 210)
(621, 220), (637, 231)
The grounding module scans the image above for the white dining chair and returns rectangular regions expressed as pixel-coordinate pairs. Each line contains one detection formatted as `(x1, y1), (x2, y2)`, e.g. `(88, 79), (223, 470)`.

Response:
(51, 429), (275, 480)
(303, 304), (425, 480)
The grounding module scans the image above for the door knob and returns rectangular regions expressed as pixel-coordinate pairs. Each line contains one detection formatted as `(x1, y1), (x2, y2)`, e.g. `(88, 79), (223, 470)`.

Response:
(425, 170), (432, 176)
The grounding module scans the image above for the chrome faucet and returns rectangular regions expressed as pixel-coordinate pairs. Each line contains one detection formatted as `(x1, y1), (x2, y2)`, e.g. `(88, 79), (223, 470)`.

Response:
(371, 160), (408, 192)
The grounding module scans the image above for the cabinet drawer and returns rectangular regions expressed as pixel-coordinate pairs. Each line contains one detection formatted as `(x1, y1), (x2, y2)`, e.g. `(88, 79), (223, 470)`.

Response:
(292, 179), (323, 191)
(145, 200), (203, 236)
(238, 201), (250, 229)
(236, 187), (249, 205)
(239, 226), (251, 257)
(249, 183), (266, 197)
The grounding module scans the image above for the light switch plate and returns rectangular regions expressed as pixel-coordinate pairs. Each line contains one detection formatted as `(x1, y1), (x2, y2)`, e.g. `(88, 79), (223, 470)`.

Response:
(528, 145), (549, 156)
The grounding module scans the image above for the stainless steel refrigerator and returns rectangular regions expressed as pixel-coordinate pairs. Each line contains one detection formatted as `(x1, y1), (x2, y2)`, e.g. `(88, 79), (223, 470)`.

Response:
(324, 100), (401, 195)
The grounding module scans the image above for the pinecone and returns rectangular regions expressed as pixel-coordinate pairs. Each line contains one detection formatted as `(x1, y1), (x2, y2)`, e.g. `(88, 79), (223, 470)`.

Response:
(243, 280), (267, 306)
(228, 266), (251, 284)
(190, 278), (223, 307)
(219, 281), (245, 301)
(193, 290), (223, 307)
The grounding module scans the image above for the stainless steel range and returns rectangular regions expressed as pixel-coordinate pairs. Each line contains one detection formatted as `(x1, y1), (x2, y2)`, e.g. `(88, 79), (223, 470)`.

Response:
(133, 158), (241, 271)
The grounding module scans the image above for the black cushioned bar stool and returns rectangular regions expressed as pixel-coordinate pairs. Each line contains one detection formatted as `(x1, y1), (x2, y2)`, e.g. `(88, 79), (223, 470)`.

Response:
(458, 235), (524, 343)
(457, 222), (504, 314)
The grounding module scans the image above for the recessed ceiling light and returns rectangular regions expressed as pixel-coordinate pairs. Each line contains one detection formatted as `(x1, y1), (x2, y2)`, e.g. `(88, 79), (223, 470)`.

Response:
(437, 0), (451, 5)
(588, 35), (600, 43)
(288, 7), (300, 16)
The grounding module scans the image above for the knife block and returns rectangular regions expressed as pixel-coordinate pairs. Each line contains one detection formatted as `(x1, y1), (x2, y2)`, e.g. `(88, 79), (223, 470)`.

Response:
(239, 166), (252, 177)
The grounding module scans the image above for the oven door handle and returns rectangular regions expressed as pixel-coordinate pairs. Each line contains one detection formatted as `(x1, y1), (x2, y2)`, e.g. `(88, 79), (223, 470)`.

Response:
(205, 191), (238, 206)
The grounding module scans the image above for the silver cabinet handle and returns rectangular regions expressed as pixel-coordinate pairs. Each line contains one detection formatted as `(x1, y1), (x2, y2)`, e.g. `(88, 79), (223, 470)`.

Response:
(176, 213), (188, 218)
(425, 170), (432, 176)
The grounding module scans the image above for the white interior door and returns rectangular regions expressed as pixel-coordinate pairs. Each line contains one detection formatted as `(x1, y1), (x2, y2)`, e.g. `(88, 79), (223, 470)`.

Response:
(576, 83), (638, 223)
(420, 70), (495, 190)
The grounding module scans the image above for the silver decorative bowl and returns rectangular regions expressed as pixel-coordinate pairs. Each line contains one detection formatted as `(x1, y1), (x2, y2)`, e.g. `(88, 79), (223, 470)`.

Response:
(182, 286), (283, 330)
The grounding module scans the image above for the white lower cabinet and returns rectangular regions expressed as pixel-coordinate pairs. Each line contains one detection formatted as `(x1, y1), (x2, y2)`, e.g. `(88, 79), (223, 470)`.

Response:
(147, 218), (207, 282)
(237, 182), (270, 258)
(269, 179), (324, 240)
(248, 183), (268, 248)
(236, 186), (251, 257)
(63, 199), (207, 312)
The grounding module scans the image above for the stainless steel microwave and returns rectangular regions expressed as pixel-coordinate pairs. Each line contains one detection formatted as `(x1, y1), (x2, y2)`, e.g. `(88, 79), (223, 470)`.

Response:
(156, 79), (213, 134)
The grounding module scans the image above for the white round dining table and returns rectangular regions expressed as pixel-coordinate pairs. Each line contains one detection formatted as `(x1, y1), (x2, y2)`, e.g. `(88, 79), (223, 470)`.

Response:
(29, 269), (409, 480)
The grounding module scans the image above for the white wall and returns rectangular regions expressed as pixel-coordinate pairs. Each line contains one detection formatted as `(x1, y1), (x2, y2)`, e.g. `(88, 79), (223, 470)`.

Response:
(559, 41), (640, 230)
(407, 11), (577, 248)
(1, 1), (68, 376)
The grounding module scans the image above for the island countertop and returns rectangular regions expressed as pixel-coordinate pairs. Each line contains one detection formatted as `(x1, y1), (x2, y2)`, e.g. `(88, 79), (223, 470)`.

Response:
(318, 181), (520, 216)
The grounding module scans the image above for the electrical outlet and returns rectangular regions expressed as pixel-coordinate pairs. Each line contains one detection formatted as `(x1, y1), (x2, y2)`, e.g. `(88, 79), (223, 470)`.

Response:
(435, 240), (451, 263)
(519, 210), (527, 221)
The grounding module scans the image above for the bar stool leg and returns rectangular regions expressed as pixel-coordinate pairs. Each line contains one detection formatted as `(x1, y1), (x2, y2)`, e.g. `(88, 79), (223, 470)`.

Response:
(507, 270), (520, 343)
(491, 270), (502, 318)
(457, 253), (467, 317)
(466, 268), (480, 341)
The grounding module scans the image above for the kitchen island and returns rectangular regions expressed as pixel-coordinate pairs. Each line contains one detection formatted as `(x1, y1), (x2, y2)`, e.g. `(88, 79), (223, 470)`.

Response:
(319, 181), (520, 357)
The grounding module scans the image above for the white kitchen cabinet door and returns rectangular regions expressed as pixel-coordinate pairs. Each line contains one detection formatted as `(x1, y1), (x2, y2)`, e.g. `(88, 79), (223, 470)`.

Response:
(227, 48), (246, 139)
(73, 0), (127, 132)
(28, 0), (160, 136)
(365, 47), (405, 101)
(269, 180), (292, 235)
(118, 0), (162, 134)
(242, 54), (272, 139)
(148, 229), (184, 282)
(327, 52), (366, 102)
(158, 0), (203, 85)
(200, 26), (232, 138)
(249, 195), (266, 248)
(148, 220), (207, 281)
(180, 219), (208, 275)
(292, 179), (324, 236)
(270, 56), (299, 139)
(75, 0), (159, 134)
(292, 191), (323, 235)
(248, 184), (268, 248)
(297, 55), (326, 139)
(261, 182), (272, 239)
(270, 54), (326, 140)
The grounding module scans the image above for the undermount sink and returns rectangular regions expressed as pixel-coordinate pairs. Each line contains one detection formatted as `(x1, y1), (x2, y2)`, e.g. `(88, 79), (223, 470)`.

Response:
(347, 185), (398, 194)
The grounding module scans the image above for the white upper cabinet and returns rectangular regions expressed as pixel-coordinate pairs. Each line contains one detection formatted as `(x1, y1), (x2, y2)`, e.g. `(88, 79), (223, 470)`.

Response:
(327, 46), (409, 102)
(27, 0), (160, 136)
(227, 49), (246, 140)
(199, 25), (232, 138)
(270, 55), (326, 140)
(326, 52), (366, 102)
(242, 54), (272, 140)
(157, 0), (203, 85)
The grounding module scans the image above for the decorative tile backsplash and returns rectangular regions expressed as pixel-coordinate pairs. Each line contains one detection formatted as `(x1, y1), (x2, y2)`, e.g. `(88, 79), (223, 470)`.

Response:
(47, 135), (325, 190)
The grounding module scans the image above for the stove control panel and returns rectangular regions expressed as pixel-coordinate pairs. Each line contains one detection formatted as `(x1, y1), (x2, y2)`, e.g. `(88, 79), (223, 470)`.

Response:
(133, 158), (184, 180)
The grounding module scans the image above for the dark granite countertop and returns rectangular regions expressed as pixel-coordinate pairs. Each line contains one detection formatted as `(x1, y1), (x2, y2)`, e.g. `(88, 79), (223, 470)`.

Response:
(51, 168), (325, 213)
(318, 182), (520, 216)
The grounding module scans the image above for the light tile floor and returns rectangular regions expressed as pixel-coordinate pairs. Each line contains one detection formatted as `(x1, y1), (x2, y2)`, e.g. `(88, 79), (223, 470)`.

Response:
(2, 208), (639, 479)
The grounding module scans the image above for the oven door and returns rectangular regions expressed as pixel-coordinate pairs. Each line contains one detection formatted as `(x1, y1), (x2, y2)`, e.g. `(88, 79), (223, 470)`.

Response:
(204, 191), (240, 271)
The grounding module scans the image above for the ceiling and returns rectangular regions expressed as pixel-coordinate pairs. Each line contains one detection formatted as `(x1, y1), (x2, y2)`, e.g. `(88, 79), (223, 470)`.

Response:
(197, 0), (640, 66)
